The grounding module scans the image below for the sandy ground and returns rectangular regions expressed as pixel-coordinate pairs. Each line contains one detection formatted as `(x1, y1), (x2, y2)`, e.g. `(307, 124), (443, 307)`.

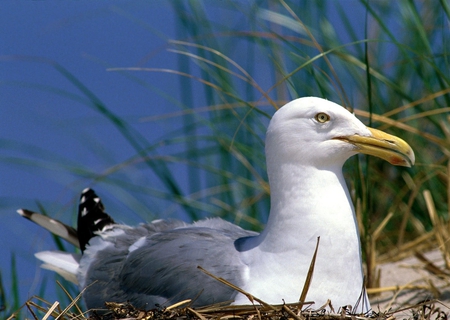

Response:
(370, 249), (450, 315)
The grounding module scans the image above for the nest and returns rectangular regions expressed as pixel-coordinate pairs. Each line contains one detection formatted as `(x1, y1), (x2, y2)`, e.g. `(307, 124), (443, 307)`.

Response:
(8, 295), (449, 320)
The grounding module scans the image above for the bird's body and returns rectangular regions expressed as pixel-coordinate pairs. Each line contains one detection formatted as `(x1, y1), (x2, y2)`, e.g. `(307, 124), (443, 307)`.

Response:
(20, 97), (414, 314)
(78, 217), (254, 309)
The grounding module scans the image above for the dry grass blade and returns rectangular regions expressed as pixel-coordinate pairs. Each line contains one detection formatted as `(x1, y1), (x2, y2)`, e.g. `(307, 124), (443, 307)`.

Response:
(165, 299), (192, 310)
(228, 145), (269, 193)
(54, 287), (87, 319)
(383, 300), (447, 320)
(414, 252), (450, 279)
(56, 280), (86, 317)
(7, 296), (62, 320)
(282, 304), (304, 320)
(367, 212), (394, 290)
(381, 88), (450, 118)
(299, 237), (320, 307)
(197, 266), (273, 309)
(42, 301), (59, 320)
(187, 307), (207, 320)
(353, 109), (448, 147)
(423, 190), (450, 269)
(24, 300), (40, 320)
(367, 284), (434, 295)
(378, 231), (435, 264)
(448, 160), (450, 226)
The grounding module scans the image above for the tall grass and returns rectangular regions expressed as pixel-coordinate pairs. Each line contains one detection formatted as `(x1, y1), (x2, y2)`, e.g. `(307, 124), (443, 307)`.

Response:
(4, 0), (450, 318)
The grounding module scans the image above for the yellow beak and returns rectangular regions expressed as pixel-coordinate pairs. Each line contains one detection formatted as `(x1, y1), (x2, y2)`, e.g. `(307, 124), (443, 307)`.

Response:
(335, 127), (415, 167)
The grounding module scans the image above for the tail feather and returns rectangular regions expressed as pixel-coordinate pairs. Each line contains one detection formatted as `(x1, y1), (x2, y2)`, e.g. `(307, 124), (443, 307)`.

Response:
(77, 188), (115, 252)
(35, 251), (81, 284)
(19, 188), (117, 285)
(18, 188), (116, 253)
(17, 209), (79, 247)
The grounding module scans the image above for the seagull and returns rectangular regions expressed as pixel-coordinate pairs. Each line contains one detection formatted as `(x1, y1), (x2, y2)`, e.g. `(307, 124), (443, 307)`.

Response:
(19, 97), (414, 314)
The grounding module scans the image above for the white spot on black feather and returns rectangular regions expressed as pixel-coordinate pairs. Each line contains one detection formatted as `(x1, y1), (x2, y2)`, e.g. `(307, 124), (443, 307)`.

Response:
(102, 225), (115, 232)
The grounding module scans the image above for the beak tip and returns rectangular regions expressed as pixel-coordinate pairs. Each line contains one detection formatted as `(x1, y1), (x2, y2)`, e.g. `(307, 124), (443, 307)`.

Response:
(366, 127), (415, 168)
(389, 149), (415, 167)
(410, 150), (416, 166)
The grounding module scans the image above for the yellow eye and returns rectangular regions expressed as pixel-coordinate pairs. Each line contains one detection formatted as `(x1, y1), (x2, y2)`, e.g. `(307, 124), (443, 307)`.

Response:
(315, 112), (330, 123)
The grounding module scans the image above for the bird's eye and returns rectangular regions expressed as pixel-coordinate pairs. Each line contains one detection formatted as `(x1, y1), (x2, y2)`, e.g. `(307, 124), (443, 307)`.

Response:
(315, 112), (330, 123)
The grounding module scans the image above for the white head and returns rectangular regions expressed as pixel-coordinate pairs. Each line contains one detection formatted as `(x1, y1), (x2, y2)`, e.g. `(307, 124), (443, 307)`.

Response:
(265, 97), (414, 172)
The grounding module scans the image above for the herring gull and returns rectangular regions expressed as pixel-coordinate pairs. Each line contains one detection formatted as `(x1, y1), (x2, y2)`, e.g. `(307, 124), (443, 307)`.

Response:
(18, 97), (414, 314)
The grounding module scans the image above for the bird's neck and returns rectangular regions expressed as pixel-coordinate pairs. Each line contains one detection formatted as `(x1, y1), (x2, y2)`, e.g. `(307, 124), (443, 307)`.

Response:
(235, 162), (368, 311)
(256, 162), (358, 253)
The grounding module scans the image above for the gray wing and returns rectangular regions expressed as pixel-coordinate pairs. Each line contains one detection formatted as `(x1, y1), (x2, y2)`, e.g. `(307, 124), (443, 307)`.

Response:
(81, 218), (257, 310)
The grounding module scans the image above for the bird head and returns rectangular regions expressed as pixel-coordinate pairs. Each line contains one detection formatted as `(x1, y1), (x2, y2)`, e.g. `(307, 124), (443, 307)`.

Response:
(265, 97), (415, 170)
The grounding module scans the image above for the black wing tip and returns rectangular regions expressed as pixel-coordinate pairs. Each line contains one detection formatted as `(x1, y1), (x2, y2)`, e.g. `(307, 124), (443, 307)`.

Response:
(80, 187), (97, 199)
(17, 208), (34, 219)
(77, 188), (115, 252)
(82, 187), (91, 194)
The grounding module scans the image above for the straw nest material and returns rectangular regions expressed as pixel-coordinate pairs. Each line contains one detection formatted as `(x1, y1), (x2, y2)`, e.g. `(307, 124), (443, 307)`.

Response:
(8, 294), (449, 320)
